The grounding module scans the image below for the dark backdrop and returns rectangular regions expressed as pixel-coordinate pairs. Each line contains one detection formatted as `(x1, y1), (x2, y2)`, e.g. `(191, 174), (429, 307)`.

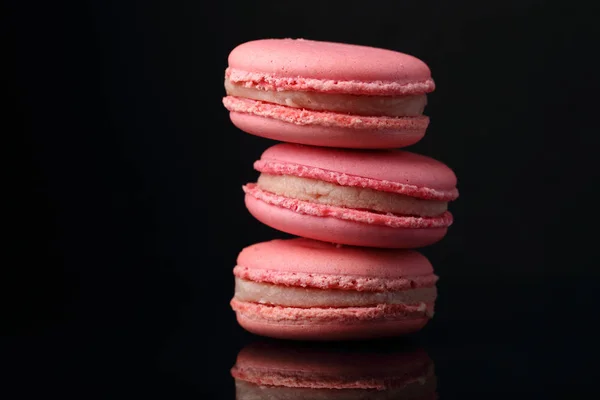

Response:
(4, 0), (600, 397)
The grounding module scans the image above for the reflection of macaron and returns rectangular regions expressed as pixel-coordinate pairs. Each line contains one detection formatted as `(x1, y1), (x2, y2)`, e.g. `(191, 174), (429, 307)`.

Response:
(243, 143), (458, 249)
(230, 238), (438, 340)
(223, 38), (434, 149)
(231, 341), (436, 399)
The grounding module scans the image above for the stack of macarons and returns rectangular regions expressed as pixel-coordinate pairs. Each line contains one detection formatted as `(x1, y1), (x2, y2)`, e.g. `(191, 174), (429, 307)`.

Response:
(223, 38), (458, 340)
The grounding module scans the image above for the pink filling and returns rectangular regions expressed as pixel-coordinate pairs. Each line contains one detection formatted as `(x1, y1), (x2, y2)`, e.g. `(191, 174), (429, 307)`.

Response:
(243, 184), (453, 229)
(254, 160), (458, 201)
(233, 265), (438, 291)
(225, 68), (436, 96)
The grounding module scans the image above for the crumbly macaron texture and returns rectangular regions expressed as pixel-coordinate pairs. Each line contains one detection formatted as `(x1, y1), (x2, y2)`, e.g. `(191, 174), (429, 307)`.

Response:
(230, 299), (434, 324)
(244, 194), (449, 248)
(223, 96), (430, 130)
(255, 143), (458, 200)
(234, 267), (437, 292)
(243, 184), (453, 228)
(226, 38), (435, 95)
(234, 238), (438, 291)
(227, 111), (428, 150)
(256, 174), (447, 217)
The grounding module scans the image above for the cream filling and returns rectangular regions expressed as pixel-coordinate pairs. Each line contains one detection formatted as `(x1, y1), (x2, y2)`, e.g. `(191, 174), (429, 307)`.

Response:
(257, 174), (447, 217)
(225, 78), (427, 117)
(234, 278), (436, 307)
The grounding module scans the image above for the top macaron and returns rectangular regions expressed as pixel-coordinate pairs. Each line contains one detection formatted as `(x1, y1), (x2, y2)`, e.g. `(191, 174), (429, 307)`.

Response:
(223, 38), (435, 149)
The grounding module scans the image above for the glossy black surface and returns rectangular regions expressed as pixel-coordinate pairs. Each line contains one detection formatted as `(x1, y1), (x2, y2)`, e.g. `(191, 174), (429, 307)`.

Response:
(5, 0), (598, 397)
(4, 277), (598, 397)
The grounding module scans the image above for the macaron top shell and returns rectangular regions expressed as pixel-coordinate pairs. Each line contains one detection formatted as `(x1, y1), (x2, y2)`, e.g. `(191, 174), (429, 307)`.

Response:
(236, 238), (433, 278)
(255, 143), (458, 200)
(226, 38), (434, 95)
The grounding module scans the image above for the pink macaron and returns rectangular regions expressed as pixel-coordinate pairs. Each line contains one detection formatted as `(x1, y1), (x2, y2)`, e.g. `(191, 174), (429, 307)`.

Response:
(230, 238), (438, 341)
(243, 143), (458, 249)
(223, 38), (434, 149)
(231, 341), (437, 399)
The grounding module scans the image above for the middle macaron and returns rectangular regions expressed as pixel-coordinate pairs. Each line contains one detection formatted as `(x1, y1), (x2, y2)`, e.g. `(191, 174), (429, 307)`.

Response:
(243, 143), (458, 249)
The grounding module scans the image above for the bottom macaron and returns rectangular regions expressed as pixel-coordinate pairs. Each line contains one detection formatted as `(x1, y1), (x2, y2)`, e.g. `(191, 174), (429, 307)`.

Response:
(230, 238), (438, 341)
(232, 341), (437, 399)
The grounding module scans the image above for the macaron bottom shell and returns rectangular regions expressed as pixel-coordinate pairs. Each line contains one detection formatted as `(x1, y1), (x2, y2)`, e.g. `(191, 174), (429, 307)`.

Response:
(245, 193), (448, 248)
(228, 108), (427, 149)
(232, 302), (430, 341)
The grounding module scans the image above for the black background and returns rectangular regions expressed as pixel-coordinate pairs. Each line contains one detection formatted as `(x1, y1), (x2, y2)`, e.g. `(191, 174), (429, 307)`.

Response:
(4, 0), (600, 397)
